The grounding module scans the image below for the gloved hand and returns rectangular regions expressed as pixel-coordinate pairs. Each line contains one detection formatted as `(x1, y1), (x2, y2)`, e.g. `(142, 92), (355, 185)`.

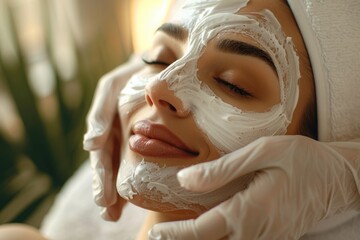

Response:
(83, 56), (143, 221)
(148, 135), (360, 240)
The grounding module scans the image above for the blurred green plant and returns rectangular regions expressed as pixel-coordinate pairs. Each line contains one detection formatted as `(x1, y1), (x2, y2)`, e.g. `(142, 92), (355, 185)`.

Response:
(0, 0), (132, 227)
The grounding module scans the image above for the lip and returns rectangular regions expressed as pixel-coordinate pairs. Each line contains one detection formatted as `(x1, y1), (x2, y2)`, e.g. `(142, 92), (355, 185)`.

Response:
(129, 120), (198, 158)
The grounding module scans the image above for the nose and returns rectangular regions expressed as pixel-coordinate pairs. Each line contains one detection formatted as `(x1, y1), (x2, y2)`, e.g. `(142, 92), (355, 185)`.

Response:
(145, 79), (189, 118)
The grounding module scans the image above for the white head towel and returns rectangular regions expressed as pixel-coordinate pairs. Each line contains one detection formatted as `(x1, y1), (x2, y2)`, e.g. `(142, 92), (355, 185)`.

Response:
(288, 0), (360, 234)
(287, 0), (360, 142)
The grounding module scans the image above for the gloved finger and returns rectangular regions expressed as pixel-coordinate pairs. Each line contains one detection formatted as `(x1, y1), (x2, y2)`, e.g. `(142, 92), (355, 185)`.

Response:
(91, 115), (122, 207)
(91, 148), (117, 206)
(148, 219), (198, 240)
(84, 118), (111, 151)
(177, 136), (290, 192)
(216, 169), (289, 240)
(148, 209), (227, 240)
(100, 198), (127, 221)
(84, 73), (122, 150)
(83, 58), (143, 151)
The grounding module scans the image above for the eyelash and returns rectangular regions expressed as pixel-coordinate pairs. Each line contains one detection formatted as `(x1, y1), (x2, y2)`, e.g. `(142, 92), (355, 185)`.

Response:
(213, 77), (252, 97)
(142, 57), (169, 66)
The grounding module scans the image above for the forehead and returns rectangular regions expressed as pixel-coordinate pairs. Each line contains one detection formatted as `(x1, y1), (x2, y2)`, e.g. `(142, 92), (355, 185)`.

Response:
(168, 0), (299, 46)
(166, 0), (307, 77)
(238, 0), (300, 41)
(156, 12), (280, 75)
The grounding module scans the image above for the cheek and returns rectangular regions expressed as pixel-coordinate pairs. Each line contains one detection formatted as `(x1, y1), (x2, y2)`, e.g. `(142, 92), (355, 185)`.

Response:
(189, 93), (289, 153)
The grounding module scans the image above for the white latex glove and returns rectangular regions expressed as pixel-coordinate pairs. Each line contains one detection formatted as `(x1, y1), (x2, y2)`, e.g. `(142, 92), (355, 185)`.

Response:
(83, 56), (143, 221)
(149, 135), (360, 240)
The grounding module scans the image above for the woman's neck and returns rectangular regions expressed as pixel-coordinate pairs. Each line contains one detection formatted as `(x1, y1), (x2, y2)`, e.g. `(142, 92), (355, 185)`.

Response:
(136, 211), (196, 240)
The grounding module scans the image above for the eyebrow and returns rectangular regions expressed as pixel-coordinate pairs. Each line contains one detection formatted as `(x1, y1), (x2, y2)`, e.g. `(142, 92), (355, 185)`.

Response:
(216, 39), (277, 72)
(156, 23), (187, 42)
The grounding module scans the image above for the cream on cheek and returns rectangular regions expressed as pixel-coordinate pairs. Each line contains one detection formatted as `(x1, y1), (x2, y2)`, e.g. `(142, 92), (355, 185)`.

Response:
(116, 1), (300, 212)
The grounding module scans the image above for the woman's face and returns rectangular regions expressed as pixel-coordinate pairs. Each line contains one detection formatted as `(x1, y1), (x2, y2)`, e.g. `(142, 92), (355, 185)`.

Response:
(116, 0), (313, 216)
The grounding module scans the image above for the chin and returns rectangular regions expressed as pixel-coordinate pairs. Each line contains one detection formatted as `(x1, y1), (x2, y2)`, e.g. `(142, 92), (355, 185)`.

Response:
(116, 154), (252, 220)
(125, 194), (206, 218)
(116, 156), (211, 216)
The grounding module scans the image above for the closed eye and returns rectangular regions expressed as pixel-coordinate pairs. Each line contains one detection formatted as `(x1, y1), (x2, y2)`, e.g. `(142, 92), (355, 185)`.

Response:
(213, 77), (252, 97)
(142, 57), (170, 67)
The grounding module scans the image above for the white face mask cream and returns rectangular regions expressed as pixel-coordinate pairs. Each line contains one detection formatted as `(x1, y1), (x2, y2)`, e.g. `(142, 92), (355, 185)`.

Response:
(117, 158), (252, 214)
(117, 0), (300, 211)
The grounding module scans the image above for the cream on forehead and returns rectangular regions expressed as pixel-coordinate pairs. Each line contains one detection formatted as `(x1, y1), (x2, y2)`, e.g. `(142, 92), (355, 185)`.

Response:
(170, 0), (249, 27)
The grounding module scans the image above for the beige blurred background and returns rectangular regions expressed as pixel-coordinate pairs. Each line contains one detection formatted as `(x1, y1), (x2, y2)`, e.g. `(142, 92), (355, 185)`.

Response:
(0, 0), (172, 227)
